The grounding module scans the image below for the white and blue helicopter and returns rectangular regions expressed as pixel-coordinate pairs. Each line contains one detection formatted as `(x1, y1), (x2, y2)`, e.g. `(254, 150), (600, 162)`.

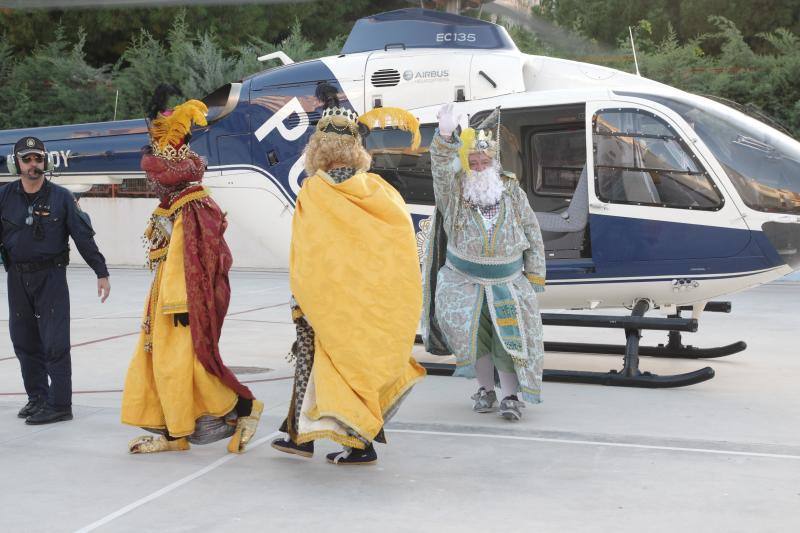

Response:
(2, 8), (800, 387)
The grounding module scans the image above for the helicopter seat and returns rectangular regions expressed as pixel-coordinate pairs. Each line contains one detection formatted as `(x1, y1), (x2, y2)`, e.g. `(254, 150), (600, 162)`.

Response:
(535, 166), (589, 233)
(536, 167), (589, 259)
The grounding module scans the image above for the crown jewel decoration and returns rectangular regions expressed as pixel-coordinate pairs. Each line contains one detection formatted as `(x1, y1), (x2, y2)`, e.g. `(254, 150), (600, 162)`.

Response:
(459, 106), (502, 175)
(313, 82), (421, 151)
(148, 99), (208, 161)
(150, 143), (192, 161)
(321, 106), (360, 123)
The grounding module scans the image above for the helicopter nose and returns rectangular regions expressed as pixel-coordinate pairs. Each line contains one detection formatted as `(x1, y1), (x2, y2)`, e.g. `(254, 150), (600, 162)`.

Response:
(761, 221), (800, 270)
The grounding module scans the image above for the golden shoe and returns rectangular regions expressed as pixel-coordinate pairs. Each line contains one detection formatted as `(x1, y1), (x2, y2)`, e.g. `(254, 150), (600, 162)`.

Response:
(128, 435), (190, 454)
(227, 400), (264, 454)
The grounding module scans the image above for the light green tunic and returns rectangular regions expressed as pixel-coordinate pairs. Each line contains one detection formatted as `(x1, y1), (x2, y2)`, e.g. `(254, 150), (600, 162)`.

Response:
(422, 131), (546, 402)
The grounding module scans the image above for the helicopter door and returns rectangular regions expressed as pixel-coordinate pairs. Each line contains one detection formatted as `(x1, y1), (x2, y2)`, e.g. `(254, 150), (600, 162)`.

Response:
(484, 103), (590, 261)
(585, 101), (751, 267)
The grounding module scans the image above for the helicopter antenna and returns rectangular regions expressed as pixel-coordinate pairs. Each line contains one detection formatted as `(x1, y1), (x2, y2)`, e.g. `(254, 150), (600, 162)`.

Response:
(629, 26), (641, 77)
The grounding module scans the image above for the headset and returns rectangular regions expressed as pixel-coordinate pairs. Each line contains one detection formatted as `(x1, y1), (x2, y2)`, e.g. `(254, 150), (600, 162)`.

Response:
(5, 150), (52, 175)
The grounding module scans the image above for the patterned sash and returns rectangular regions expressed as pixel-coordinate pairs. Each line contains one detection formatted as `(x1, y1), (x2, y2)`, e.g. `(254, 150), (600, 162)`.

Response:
(445, 248), (523, 281)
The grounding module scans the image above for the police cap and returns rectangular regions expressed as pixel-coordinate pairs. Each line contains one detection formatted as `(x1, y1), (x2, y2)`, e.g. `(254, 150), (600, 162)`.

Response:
(14, 137), (47, 158)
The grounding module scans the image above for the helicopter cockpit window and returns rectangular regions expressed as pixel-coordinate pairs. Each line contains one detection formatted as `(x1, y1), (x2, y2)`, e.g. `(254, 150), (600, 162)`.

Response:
(593, 109), (723, 210)
(201, 83), (242, 124)
(531, 130), (586, 197)
(366, 125), (436, 205)
(619, 93), (800, 215)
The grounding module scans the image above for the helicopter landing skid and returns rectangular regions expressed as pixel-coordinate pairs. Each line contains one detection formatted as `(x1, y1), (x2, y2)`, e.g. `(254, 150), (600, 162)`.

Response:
(543, 340), (747, 360)
(419, 299), (718, 388)
(656, 301), (746, 358)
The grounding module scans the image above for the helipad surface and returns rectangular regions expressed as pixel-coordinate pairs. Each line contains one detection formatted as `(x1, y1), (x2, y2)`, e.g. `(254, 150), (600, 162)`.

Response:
(1, 268), (799, 532)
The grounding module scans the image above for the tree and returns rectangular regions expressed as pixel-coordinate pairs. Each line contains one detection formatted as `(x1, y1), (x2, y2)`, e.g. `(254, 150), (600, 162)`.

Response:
(0, 27), (115, 129)
(634, 17), (800, 137)
(536, 0), (800, 50)
(0, 0), (407, 66)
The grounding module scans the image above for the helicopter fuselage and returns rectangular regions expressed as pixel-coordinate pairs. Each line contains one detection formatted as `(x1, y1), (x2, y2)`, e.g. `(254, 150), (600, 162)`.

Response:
(2, 9), (798, 313)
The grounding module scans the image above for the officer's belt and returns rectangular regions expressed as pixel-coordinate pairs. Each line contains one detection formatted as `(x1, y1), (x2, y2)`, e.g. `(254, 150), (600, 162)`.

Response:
(12, 251), (70, 273)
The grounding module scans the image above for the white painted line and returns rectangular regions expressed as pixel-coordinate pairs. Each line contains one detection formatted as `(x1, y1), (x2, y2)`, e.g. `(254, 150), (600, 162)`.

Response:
(387, 428), (800, 460)
(74, 431), (280, 533)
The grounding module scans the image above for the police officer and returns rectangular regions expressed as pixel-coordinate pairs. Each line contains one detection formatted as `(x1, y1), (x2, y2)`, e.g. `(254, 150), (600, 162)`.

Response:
(1, 137), (110, 425)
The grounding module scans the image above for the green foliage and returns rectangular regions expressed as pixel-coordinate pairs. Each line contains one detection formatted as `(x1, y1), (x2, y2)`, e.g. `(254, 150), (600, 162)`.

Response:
(0, 5), (354, 128)
(495, 17), (553, 56)
(113, 32), (173, 119)
(0, 4), (798, 141)
(494, 11), (800, 138)
(631, 17), (800, 137)
(536, 0), (800, 49)
(0, 34), (13, 81)
(0, 0), (406, 65)
(0, 26), (115, 129)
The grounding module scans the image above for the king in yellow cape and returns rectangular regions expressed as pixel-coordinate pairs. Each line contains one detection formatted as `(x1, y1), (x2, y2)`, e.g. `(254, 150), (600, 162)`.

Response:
(272, 83), (425, 465)
(289, 169), (425, 450)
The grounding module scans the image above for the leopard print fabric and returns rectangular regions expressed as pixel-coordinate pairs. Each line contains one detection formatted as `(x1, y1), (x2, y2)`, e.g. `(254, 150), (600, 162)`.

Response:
(279, 301), (390, 446)
(279, 310), (315, 441)
(327, 166), (356, 184)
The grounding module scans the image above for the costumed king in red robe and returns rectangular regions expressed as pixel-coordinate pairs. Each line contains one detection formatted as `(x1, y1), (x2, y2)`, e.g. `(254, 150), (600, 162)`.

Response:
(122, 85), (263, 454)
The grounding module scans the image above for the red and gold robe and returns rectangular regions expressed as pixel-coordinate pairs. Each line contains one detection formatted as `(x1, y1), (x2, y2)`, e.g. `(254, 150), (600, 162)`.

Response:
(122, 182), (252, 437)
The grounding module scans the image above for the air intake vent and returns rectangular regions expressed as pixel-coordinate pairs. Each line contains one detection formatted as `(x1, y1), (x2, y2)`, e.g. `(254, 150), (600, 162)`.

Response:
(371, 69), (401, 87)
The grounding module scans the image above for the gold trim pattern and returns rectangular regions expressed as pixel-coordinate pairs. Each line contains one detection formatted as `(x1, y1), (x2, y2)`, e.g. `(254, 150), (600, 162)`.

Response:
(162, 302), (188, 313)
(151, 142), (191, 161)
(526, 274), (545, 285)
(148, 247), (168, 263)
(296, 430), (366, 450)
(153, 188), (210, 218)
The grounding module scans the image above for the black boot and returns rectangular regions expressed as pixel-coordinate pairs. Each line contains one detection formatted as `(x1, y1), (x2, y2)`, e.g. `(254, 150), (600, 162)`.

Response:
(271, 437), (314, 458)
(25, 406), (73, 425)
(17, 397), (44, 419)
(326, 443), (377, 466)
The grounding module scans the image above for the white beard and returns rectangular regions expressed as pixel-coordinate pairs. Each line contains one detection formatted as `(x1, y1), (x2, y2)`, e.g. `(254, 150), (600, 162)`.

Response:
(462, 165), (504, 207)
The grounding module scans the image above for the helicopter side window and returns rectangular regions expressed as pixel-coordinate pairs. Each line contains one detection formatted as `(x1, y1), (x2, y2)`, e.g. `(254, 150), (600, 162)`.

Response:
(593, 109), (724, 210)
(366, 125), (437, 205)
(620, 92), (800, 215)
(531, 129), (586, 197)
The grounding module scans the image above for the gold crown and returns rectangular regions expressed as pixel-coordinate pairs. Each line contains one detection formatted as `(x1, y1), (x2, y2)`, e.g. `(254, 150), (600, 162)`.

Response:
(316, 106), (421, 151)
(474, 129), (496, 151)
(151, 142), (191, 161)
(317, 106), (361, 138)
(321, 106), (359, 122)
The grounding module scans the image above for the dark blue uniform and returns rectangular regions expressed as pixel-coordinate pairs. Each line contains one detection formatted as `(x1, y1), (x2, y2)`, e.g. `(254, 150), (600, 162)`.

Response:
(0, 179), (108, 411)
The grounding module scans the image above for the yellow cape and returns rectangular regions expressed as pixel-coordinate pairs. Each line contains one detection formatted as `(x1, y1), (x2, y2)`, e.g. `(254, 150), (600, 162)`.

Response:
(290, 170), (425, 446)
(122, 212), (237, 436)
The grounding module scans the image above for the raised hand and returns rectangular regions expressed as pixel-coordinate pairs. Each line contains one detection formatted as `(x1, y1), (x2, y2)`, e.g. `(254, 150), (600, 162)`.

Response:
(437, 103), (462, 139)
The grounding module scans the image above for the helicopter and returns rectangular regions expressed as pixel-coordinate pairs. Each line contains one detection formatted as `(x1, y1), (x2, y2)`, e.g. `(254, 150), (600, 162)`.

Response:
(2, 8), (799, 388)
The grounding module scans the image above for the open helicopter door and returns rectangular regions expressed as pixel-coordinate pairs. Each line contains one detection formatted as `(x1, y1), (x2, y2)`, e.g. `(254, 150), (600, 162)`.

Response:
(521, 98), (754, 388)
(584, 98), (752, 308)
(486, 103), (595, 308)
